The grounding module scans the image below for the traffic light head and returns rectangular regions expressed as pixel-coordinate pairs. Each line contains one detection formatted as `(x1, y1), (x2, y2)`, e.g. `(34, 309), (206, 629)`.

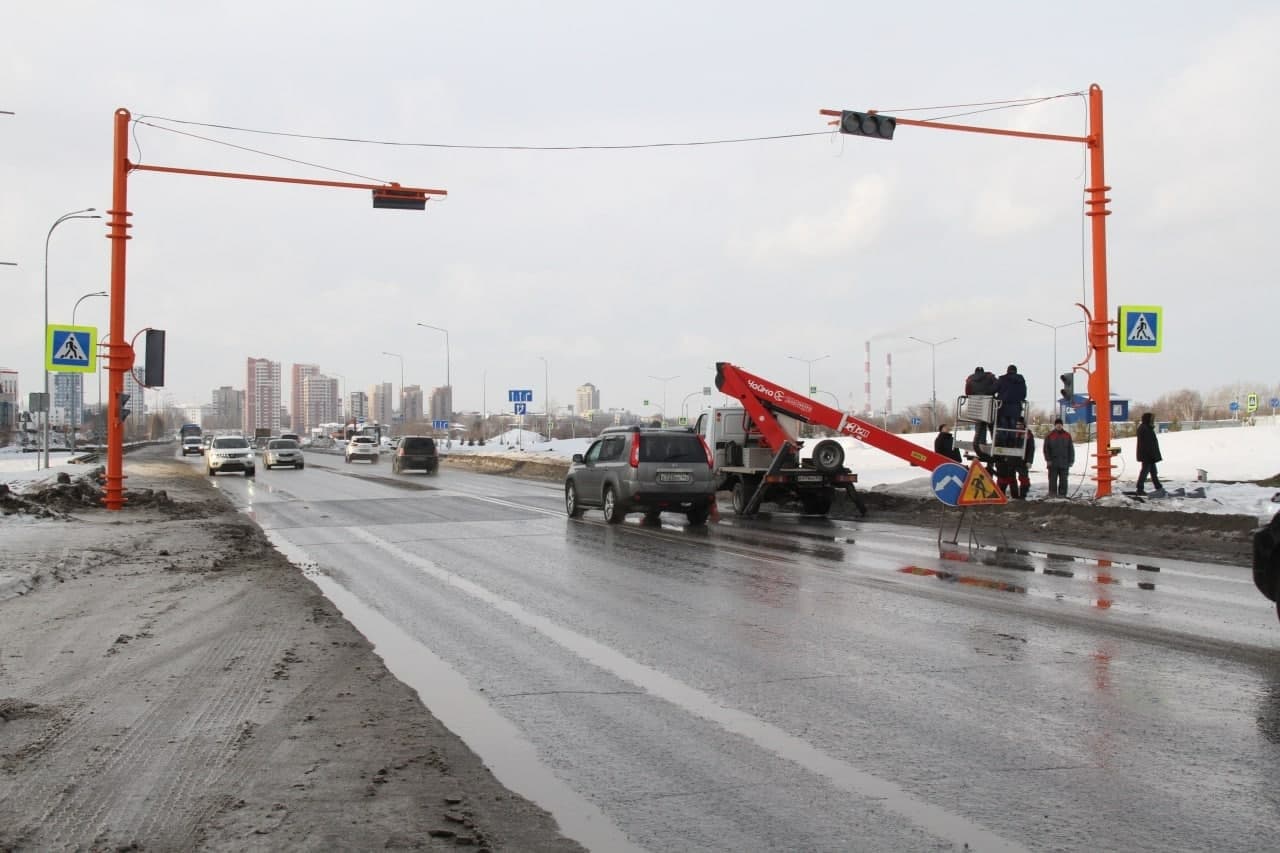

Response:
(839, 110), (896, 140)
(1059, 372), (1074, 401)
(372, 187), (427, 210)
(116, 392), (131, 422)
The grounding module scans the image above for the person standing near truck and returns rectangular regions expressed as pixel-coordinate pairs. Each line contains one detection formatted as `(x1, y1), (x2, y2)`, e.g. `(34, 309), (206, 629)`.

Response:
(934, 423), (963, 463)
(1043, 417), (1075, 497)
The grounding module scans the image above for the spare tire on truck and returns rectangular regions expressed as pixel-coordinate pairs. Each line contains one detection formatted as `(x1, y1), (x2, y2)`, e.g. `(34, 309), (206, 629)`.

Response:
(811, 439), (845, 474)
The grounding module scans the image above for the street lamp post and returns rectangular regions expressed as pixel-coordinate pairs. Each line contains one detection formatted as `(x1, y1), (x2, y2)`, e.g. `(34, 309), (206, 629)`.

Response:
(381, 351), (403, 432)
(539, 356), (549, 439)
(1027, 318), (1085, 415)
(786, 354), (830, 398)
(908, 336), (958, 430)
(648, 375), (679, 425)
(68, 290), (108, 455)
(416, 322), (450, 427)
(813, 389), (842, 410)
(787, 354), (830, 436)
(44, 208), (101, 469)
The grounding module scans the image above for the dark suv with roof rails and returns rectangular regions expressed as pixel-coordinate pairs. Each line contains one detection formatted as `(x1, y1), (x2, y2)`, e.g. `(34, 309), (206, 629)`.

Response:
(392, 435), (439, 474)
(564, 425), (716, 525)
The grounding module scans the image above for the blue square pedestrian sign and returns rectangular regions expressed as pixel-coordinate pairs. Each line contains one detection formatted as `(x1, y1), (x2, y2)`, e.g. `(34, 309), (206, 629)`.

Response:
(1117, 305), (1162, 353)
(46, 324), (97, 373)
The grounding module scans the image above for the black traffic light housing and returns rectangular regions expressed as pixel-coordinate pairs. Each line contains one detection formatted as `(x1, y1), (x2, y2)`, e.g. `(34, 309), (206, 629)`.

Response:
(372, 186), (428, 210)
(144, 329), (166, 388)
(1060, 372), (1075, 402)
(116, 392), (131, 422)
(839, 110), (896, 140)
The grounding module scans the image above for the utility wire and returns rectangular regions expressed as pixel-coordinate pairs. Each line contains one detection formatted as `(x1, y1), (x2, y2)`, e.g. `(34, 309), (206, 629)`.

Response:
(136, 114), (830, 151)
(133, 118), (389, 183)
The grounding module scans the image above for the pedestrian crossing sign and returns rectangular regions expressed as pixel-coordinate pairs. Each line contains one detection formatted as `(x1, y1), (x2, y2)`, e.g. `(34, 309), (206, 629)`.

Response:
(956, 460), (1007, 506)
(46, 324), (97, 373)
(1117, 305), (1162, 353)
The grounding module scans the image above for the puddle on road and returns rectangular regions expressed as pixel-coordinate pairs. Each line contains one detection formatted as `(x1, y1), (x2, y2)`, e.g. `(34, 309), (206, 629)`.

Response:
(262, 530), (639, 853)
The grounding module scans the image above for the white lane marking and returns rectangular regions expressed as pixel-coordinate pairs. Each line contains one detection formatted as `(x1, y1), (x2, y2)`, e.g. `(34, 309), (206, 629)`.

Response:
(348, 527), (1026, 852)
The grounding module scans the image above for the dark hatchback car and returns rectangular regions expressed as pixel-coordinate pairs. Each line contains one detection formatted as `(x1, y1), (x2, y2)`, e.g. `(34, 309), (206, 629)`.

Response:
(392, 436), (439, 474)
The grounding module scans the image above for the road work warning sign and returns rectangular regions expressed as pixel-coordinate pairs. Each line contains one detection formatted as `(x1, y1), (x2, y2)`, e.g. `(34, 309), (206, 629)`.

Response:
(957, 460), (1007, 506)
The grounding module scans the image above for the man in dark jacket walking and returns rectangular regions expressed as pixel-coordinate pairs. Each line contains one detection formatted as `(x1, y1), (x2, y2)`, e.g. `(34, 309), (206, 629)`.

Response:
(994, 365), (1027, 432)
(1043, 417), (1075, 497)
(1136, 412), (1164, 496)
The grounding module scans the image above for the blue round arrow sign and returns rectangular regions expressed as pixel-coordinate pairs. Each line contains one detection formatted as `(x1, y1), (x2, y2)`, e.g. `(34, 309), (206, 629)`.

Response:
(930, 462), (968, 507)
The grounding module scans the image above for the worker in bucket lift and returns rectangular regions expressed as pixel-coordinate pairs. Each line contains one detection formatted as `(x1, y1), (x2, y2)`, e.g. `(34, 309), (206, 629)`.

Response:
(995, 364), (1027, 431)
(1011, 417), (1034, 499)
(965, 366), (997, 452)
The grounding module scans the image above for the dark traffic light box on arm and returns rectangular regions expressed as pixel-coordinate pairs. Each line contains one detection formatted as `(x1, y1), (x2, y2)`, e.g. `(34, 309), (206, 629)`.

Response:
(372, 186), (428, 210)
(116, 392), (131, 422)
(839, 110), (896, 140)
(1060, 372), (1075, 401)
(144, 329), (165, 388)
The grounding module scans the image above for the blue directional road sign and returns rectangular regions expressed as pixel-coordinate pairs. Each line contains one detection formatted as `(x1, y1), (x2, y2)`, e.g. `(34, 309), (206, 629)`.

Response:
(910, 417), (921, 426)
(1229, 401), (1240, 413)
(514, 402), (527, 415)
(1271, 398), (1280, 409)
(508, 389), (533, 403)
(432, 419), (449, 430)
(930, 462), (968, 507)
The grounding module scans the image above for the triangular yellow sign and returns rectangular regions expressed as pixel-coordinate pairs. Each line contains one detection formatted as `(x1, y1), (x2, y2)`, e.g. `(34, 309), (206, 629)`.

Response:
(957, 460), (1007, 506)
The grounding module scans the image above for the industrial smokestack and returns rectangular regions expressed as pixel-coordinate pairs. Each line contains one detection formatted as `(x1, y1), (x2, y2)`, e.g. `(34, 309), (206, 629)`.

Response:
(886, 352), (892, 418)
(864, 341), (872, 417)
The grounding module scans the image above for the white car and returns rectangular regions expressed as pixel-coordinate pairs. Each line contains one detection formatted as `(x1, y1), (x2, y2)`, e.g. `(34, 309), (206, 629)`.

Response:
(345, 435), (379, 464)
(207, 436), (256, 477)
(263, 438), (305, 470)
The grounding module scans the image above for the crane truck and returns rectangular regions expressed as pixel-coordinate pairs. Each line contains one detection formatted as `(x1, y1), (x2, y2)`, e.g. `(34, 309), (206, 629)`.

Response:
(697, 362), (956, 517)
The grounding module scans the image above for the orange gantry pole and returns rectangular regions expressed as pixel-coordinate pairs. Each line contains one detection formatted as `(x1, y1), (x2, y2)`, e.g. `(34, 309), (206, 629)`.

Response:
(104, 108), (132, 509)
(1084, 84), (1115, 497)
(102, 107), (446, 510)
(820, 83), (1115, 497)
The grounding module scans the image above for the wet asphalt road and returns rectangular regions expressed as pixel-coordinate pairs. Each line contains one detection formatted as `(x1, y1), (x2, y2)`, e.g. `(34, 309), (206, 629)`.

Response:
(199, 450), (1280, 852)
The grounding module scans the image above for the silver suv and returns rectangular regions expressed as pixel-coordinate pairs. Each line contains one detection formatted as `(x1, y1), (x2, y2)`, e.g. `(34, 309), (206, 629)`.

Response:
(206, 436), (255, 477)
(565, 426), (716, 525)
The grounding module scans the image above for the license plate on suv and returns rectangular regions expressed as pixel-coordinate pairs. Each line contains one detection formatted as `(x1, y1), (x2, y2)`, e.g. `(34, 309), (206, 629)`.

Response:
(656, 471), (692, 483)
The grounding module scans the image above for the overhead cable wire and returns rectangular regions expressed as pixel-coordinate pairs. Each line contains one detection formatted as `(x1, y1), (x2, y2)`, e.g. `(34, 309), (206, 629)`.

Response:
(136, 92), (1081, 156)
(133, 117), (390, 184)
(136, 114), (829, 151)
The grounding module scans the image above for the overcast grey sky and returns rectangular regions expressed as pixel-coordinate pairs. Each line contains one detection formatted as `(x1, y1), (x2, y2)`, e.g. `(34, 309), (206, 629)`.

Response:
(3, 1), (1276, 420)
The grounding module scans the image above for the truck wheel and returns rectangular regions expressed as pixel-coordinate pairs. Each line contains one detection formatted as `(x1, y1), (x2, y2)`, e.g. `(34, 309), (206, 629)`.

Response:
(602, 486), (624, 524)
(812, 440), (845, 474)
(565, 481), (584, 518)
(731, 480), (750, 515)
